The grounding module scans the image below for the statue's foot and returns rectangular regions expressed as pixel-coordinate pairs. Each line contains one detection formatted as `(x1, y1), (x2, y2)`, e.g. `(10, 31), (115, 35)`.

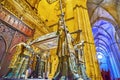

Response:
(52, 72), (61, 80)
(38, 76), (42, 79)
(77, 78), (84, 80)
(60, 76), (66, 80)
(73, 73), (81, 80)
(73, 77), (83, 80)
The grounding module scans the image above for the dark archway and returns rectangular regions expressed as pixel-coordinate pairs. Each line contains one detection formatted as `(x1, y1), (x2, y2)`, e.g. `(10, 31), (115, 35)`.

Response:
(0, 36), (6, 64)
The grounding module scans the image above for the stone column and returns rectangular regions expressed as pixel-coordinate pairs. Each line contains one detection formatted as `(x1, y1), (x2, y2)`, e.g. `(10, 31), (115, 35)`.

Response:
(72, 0), (102, 80)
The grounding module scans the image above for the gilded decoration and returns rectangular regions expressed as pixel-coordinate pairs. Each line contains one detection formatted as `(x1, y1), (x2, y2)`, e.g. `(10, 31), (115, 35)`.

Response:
(25, 0), (40, 9)
(46, 0), (58, 4)
(0, 0), (103, 79)
(0, 0), (50, 37)
(0, 7), (34, 37)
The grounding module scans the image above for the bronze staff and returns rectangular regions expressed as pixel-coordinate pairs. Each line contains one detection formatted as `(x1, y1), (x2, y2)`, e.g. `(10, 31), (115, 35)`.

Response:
(53, 0), (80, 79)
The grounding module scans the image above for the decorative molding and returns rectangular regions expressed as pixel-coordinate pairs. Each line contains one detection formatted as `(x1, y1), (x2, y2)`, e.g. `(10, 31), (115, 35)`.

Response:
(25, 0), (40, 9)
(0, 0), (49, 35)
(73, 1), (87, 10)
(0, 6), (34, 37)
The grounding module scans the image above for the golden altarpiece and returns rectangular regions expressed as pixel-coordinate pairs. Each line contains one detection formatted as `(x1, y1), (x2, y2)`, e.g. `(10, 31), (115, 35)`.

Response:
(0, 0), (102, 80)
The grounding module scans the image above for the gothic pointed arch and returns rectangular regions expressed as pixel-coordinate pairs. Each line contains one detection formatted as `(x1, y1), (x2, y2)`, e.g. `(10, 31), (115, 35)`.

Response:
(92, 19), (120, 79)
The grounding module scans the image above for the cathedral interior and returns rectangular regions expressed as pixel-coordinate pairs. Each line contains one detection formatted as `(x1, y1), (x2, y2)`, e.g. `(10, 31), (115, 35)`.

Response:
(0, 0), (120, 80)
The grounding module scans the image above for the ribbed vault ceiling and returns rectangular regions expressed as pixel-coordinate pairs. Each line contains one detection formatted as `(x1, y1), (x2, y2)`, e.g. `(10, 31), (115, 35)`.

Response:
(87, 0), (120, 26)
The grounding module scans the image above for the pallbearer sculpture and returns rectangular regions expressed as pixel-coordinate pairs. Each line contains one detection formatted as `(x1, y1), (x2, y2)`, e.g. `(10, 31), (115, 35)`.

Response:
(5, 42), (34, 78)
(74, 40), (90, 80)
(53, 0), (81, 80)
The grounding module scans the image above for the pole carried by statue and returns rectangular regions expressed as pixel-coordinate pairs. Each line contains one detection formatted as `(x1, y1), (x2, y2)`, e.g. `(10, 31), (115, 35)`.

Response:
(53, 0), (81, 79)
(59, 0), (70, 54)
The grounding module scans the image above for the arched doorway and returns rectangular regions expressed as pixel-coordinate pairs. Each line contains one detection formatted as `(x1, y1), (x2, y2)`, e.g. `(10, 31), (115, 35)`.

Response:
(0, 36), (6, 64)
(92, 20), (120, 80)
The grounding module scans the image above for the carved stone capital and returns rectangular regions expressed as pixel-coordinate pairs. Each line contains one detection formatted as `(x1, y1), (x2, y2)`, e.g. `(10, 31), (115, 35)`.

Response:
(73, 0), (87, 10)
